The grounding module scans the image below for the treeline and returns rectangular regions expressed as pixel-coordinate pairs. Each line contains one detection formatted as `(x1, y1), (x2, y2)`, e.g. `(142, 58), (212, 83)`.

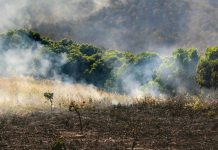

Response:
(0, 29), (217, 95)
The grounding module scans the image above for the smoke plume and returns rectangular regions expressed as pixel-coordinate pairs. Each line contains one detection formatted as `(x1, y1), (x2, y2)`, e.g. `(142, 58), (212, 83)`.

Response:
(0, 0), (218, 52)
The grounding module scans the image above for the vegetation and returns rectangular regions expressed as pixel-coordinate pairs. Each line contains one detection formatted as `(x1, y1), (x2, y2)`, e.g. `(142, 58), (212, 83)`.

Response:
(196, 47), (218, 89)
(155, 48), (199, 95)
(44, 92), (54, 112)
(0, 29), (218, 95)
(51, 138), (66, 150)
(69, 101), (84, 134)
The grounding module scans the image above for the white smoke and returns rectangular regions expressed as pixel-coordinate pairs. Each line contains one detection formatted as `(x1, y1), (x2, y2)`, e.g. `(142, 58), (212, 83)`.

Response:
(0, 0), (218, 52)
(0, 0), (110, 32)
(0, 43), (67, 79)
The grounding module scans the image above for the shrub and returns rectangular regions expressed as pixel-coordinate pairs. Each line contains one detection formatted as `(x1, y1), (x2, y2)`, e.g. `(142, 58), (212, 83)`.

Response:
(44, 92), (54, 112)
(69, 101), (85, 134)
(51, 138), (66, 150)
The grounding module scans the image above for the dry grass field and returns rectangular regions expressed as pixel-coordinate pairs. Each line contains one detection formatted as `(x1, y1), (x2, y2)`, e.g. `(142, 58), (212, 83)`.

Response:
(0, 76), (129, 114)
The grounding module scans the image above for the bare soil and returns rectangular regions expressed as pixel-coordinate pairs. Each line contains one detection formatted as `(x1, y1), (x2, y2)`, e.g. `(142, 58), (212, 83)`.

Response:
(0, 101), (218, 150)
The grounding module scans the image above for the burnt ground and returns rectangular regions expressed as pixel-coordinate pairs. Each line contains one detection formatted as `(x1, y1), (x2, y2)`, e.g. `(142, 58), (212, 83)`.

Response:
(0, 100), (218, 150)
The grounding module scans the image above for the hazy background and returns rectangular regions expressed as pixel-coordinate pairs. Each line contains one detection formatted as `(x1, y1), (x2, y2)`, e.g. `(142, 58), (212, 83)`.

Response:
(0, 0), (218, 53)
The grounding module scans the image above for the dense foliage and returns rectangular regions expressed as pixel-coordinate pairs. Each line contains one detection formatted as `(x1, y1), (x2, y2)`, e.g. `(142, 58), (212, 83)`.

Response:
(196, 47), (218, 89)
(0, 29), (217, 95)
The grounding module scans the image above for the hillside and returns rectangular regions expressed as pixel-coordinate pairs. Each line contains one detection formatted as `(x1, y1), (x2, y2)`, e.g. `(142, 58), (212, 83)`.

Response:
(0, 29), (218, 97)
(1, 0), (218, 52)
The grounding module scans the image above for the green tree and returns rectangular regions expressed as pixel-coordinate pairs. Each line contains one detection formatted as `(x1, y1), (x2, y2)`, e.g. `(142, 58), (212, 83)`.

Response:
(156, 48), (199, 95)
(196, 47), (218, 89)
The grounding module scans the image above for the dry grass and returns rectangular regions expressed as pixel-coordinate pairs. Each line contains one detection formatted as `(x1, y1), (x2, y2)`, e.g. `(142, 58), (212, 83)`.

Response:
(0, 76), (130, 114)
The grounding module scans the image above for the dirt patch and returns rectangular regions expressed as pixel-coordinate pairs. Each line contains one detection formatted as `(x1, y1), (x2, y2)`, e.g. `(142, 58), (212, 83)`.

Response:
(0, 101), (217, 149)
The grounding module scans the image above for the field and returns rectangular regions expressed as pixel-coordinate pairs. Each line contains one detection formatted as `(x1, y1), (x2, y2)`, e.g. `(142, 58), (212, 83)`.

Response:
(0, 77), (217, 149)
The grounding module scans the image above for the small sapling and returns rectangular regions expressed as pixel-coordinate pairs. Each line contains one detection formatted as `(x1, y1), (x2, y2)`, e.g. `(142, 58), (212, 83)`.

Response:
(44, 92), (54, 112)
